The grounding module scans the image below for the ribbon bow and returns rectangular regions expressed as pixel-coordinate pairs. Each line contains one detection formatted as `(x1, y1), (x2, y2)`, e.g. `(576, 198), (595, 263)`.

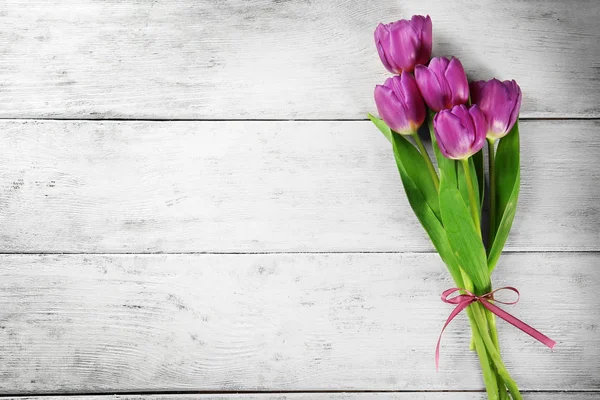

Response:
(436, 286), (556, 370)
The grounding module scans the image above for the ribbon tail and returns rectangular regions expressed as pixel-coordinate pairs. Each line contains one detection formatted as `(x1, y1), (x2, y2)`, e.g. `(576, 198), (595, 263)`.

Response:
(436, 299), (473, 371)
(480, 300), (556, 349)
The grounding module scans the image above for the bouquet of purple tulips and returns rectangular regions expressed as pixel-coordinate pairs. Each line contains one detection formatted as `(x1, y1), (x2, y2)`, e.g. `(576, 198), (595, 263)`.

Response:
(368, 16), (555, 400)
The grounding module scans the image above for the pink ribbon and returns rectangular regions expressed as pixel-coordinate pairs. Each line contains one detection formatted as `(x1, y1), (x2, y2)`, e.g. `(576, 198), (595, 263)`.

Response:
(436, 286), (556, 370)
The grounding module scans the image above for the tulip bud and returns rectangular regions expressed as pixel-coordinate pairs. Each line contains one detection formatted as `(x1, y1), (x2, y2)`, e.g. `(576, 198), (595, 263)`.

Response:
(374, 15), (432, 74)
(433, 104), (487, 160)
(415, 57), (469, 112)
(374, 73), (426, 135)
(470, 78), (522, 141)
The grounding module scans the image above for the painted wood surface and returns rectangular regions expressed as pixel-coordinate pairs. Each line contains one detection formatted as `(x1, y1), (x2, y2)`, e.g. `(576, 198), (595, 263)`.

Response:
(0, 119), (597, 253)
(3, 394), (598, 400)
(0, 252), (597, 393)
(1, 0), (598, 396)
(1, 0), (599, 119)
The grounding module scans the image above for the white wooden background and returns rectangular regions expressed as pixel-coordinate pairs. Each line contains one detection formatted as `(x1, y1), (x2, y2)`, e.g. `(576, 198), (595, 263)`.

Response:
(0, 0), (599, 399)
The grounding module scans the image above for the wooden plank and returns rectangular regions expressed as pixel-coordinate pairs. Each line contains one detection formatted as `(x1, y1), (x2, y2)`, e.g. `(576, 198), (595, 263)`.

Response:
(0, 0), (598, 119)
(0, 252), (597, 392)
(2, 394), (598, 400)
(0, 120), (598, 253)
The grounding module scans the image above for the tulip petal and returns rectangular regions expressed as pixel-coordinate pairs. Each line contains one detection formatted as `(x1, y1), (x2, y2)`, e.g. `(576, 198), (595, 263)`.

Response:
(468, 105), (487, 153)
(374, 24), (396, 73)
(451, 103), (471, 122)
(474, 78), (522, 140)
(374, 84), (410, 134)
(389, 75), (406, 102)
(415, 64), (445, 112)
(445, 57), (469, 106)
(428, 57), (453, 108)
(481, 79), (514, 135)
(376, 42), (394, 73)
(433, 113), (451, 158)
(398, 73), (426, 128)
(451, 104), (475, 145)
(434, 108), (473, 159)
(388, 20), (419, 73)
(410, 15), (425, 33)
(375, 74), (426, 134)
(374, 15), (433, 74)
(506, 80), (522, 132)
(412, 15), (432, 65)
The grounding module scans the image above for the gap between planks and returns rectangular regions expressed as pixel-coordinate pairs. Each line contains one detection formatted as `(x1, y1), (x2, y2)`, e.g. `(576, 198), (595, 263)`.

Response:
(0, 389), (599, 395)
(0, 118), (597, 122)
(0, 250), (599, 256)
(0, 390), (597, 399)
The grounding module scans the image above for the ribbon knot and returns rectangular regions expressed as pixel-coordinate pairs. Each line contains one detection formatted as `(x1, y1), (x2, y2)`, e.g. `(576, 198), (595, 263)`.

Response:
(436, 286), (556, 370)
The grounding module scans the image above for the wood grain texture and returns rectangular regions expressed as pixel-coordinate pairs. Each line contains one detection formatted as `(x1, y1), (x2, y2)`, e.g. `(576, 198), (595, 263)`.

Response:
(3, 394), (599, 400)
(1, 0), (599, 119)
(0, 119), (598, 253)
(0, 252), (598, 393)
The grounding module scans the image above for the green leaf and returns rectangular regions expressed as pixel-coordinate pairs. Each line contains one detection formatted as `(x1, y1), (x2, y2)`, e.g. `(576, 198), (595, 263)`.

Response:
(439, 169), (491, 293)
(368, 113), (392, 143)
(392, 145), (464, 287)
(495, 122), (520, 231)
(488, 121), (520, 272)
(458, 156), (481, 221)
(392, 133), (441, 221)
(427, 110), (457, 188)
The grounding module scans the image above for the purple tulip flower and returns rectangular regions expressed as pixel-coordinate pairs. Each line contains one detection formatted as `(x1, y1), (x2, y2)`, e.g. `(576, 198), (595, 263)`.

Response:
(433, 104), (487, 160)
(470, 78), (522, 140)
(374, 73), (426, 135)
(374, 15), (432, 74)
(415, 57), (469, 112)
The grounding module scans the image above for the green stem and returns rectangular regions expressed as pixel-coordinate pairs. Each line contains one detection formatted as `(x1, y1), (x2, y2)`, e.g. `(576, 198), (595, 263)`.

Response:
(465, 307), (499, 400)
(488, 138), (497, 250)
(460, 159), (481, 237)
(497, 371), (509, 400)
(412, 133), (440, 191)
(460, 273), (498, 399)
(486, 311), (501, 358)
(486, 310), (508, 399)
(471, 303), (522, 400)
(463, 274), (512, 398)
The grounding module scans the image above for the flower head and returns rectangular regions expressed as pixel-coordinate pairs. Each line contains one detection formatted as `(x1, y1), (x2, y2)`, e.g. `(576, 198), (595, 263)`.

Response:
(374, 73), (426, 135)
(470, 78), (522, 140)
(374, 15), (432, 74)
(415, 57), (469, 112)
(433, 104), (487, 159)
